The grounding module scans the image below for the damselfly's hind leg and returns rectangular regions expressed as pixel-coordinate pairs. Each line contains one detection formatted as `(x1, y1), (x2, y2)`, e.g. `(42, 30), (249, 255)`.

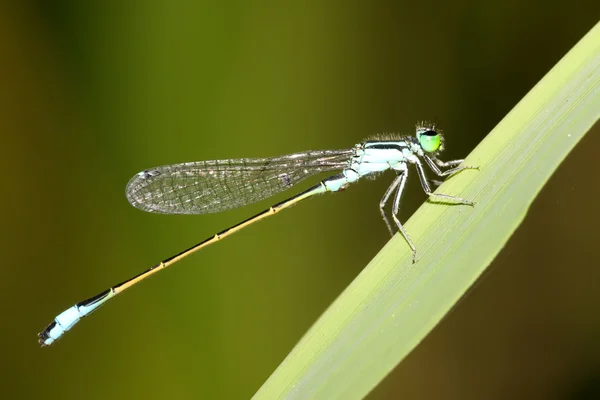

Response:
(389, 167), (417, 263)
(379, 173), (404, 236)
(415, 159), (475, 206)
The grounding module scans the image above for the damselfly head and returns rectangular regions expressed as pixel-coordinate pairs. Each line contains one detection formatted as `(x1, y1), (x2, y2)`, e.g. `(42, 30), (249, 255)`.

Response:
(416, 122), (444, 154)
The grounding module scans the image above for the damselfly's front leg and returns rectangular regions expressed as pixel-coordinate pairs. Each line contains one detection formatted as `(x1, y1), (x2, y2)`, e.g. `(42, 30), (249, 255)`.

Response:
(415, 159), (475, 206)
(423, 155), (478, 177)
(434, 158), (464, 168)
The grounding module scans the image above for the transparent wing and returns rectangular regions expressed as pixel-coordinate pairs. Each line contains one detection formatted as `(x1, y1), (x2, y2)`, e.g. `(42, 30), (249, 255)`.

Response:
(125, 149), (353, 214)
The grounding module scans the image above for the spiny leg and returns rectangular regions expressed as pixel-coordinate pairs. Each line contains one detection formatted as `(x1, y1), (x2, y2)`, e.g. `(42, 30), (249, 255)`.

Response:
(389, 166), (418, 263)
(415, 159), (474, 206)
(424, 155), (478, 177)
(434, 158), (464, 168)
(379, 173), (404, 236)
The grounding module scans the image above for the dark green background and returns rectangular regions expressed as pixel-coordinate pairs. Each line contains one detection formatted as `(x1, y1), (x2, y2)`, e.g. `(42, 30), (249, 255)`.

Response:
(2, 1), (599, 399)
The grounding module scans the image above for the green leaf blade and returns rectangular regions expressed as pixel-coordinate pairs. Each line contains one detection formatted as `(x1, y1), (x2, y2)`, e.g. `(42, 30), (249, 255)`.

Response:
(254, 21), (600, 400)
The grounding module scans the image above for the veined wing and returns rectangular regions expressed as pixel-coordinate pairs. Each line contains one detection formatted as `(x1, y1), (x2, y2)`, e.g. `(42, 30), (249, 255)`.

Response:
(125, 149), (353, 214)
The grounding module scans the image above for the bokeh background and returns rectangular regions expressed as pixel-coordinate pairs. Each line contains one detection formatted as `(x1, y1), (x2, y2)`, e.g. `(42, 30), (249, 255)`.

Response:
(2, 1), (599, 399)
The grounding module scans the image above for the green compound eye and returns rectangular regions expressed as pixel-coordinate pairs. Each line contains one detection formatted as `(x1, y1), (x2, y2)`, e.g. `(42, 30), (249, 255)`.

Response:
(418, 130), (441, 152)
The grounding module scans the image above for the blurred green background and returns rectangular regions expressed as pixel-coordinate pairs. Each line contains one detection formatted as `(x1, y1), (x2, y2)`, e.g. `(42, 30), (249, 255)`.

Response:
(2, 1), (600, 399)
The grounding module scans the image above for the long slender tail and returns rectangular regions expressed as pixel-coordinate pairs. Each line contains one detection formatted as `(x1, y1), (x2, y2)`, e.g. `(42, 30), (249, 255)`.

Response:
(38, 180), (337, 346)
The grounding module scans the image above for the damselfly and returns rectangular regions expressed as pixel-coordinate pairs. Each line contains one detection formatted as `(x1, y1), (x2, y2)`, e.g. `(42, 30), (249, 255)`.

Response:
(38, 122), (477, 346)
